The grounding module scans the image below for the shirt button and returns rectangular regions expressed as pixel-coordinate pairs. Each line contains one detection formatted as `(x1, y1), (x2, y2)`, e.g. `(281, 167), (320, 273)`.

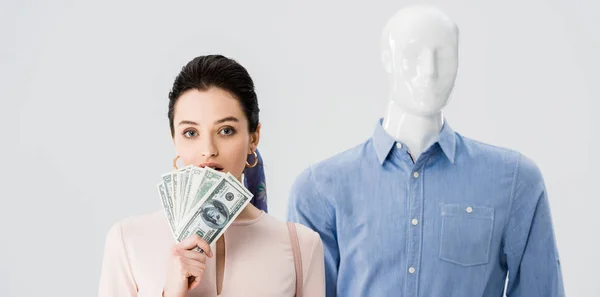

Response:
(409, 267), (416, 274)
(411, 218), (419, 225)
(466, 206), (473, 213)
(396, 142), (403, 149)
(413, 172), (419, 178)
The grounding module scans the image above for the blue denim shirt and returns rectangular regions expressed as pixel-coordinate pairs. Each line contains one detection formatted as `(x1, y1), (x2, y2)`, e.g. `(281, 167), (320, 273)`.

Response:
(287, 118), (564, 297)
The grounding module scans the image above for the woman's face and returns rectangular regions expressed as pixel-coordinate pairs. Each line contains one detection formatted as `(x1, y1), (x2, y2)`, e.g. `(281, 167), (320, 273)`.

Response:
(172, 87), (260, 180)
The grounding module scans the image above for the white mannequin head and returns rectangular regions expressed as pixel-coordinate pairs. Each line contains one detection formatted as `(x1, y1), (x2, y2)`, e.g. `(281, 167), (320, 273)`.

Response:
(381, 5), (459, 116)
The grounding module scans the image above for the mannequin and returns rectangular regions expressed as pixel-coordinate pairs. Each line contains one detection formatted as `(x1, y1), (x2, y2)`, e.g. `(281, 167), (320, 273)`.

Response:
(381, 5), (459, 162)
(288, 4), (564, 297)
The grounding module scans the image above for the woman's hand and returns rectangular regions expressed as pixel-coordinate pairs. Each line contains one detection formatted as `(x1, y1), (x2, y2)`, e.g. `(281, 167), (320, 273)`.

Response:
(163, 234), (213, 297)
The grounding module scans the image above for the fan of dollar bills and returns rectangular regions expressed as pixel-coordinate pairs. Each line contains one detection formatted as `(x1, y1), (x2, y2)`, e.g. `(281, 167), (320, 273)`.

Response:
(156, 165), (254, 246)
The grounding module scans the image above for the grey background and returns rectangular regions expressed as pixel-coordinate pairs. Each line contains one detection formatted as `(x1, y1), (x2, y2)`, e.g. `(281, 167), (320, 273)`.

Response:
(1, 0), (598, 296)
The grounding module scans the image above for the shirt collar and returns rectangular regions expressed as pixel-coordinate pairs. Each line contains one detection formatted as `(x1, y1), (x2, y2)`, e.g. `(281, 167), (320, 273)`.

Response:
(372, 117), (456, 165)
(437, 119), (456, 163)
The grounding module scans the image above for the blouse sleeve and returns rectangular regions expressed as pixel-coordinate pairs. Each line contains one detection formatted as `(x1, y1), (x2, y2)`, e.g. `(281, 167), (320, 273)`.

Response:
(301, 230), (326, 297)
(97, 221), (138, 297)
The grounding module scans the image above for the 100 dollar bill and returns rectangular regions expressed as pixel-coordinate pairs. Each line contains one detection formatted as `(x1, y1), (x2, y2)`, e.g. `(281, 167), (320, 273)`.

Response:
(182, 167), (222, 218)
(157, 183), (177, 237)
(176, 176), (253, 245)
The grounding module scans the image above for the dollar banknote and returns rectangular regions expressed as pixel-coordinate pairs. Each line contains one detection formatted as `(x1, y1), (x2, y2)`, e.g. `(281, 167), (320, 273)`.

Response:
(182, 167), (206, 219)
(158, 165), (253, 244)
(172, 172), (180, 227)
(224, 171), (252, 198)
(175, 165), (193, 226)
(176, 175), (252, 245)
(157, 183), (176, 237)
(161, 173), (174, 216)
(184, 167), (222, 217)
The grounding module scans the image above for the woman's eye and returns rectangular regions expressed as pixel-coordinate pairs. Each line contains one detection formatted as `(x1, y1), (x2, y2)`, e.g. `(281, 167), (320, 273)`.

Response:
(219, 127), (235, 136)
(183, 130), (197, 138)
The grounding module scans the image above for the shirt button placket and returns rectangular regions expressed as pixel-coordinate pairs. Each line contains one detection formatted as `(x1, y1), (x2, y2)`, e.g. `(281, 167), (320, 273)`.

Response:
(406, 167), (423, 297)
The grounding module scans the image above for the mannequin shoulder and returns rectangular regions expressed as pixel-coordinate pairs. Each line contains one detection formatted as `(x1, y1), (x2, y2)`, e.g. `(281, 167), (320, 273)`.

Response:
(458, 134), (523, 163)
(511, 152), (545, 186)
(459, 134), (543, 181)
(293, 141), (369, 182)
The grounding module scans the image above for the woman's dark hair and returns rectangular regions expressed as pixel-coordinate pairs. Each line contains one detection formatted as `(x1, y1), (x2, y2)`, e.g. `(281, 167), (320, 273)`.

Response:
(168, 54), (260, 137)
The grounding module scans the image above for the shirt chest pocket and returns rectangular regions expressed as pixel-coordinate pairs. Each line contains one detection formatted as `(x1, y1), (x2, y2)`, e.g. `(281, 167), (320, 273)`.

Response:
(439, 203), (494, 267)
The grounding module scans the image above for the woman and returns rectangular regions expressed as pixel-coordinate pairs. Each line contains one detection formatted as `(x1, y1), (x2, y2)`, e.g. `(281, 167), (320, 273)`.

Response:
(97, 55), (325, 297)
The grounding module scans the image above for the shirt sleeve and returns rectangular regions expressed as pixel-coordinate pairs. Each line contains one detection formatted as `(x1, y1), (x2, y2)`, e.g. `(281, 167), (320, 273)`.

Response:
(503, 155), (565, 297)
(287, 166), (339, 297)
(97, 221), (138, 297)
(301, 231), (326, 297)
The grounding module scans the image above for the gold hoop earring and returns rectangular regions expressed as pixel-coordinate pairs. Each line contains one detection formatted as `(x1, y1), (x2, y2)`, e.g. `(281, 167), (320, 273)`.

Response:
(173, 156), (180, 170)
(245, 151), (258, 168)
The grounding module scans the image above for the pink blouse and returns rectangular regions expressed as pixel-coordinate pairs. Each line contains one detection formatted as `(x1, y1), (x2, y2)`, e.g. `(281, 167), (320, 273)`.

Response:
(97, 210), (325, 297)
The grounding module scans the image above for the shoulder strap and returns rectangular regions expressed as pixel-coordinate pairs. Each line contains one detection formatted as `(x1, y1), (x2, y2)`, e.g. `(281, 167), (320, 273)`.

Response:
(287, 222), (303, 297)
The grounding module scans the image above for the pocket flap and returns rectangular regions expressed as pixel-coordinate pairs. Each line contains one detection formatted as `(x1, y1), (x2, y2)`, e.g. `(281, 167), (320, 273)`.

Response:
(441, 204), (494, 220)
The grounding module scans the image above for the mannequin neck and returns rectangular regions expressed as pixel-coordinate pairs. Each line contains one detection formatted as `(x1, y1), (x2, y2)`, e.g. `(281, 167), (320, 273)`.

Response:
(382, 101), (444, 162)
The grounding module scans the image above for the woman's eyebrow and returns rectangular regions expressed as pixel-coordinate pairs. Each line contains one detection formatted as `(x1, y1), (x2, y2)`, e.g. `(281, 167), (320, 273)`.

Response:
(214, 116), (239, 124)
(177, 120), (198, 126)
